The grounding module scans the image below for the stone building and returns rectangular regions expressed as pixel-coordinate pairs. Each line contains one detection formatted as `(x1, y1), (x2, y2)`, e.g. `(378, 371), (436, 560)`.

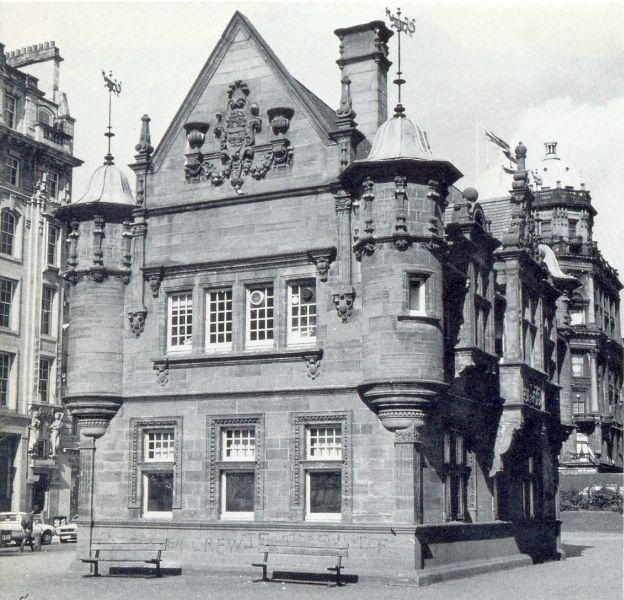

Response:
(0, 42), (82, 518)
(61, 13), (580, 582)
(480, 143), (623, 474)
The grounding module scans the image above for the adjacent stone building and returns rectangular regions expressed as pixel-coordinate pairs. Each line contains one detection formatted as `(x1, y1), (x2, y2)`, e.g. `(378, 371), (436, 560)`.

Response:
(60, 13), (584, 582)
(481, 143), (623, 475)
(0, 41), (82, 518)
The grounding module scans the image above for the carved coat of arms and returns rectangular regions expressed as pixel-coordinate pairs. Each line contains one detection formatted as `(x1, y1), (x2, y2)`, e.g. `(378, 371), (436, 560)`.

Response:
(184, 80), (294, 194)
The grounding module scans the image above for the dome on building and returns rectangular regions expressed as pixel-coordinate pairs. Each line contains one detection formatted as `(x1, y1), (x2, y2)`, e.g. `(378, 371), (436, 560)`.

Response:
(535, 142), (584, 190)
(73, 162), (135, 207)
(366, 110), (434, 161)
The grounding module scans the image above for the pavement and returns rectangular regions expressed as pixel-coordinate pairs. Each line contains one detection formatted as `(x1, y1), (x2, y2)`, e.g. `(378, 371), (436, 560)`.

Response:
(0, 532), (622, 600)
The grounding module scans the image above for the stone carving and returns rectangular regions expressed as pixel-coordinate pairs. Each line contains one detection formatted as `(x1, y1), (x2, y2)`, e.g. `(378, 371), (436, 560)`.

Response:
(156, 363), (169, 387)
(27, 410), (42, 455)
(332, 289), (355, 323)
(523, 383), (542, 409)
(184, 80), (294, 193)
(48, 411), (63, 457)
(128, 310), (146, 337)
(306, 356), (321, 379)
(147, 269), (163, 297)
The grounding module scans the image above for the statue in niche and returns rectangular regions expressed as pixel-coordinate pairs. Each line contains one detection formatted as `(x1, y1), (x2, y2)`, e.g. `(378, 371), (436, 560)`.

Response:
(27, 410), (42, 455)
(49, 411), (64, 457)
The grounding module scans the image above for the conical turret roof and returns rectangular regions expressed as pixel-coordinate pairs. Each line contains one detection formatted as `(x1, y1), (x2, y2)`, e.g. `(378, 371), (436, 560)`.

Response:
(73, 163), (134, 207)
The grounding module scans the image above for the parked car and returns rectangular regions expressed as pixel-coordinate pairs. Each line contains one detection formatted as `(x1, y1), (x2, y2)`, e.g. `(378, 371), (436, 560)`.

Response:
(0, 512), (56, 546)
(57, 516), (78, 543)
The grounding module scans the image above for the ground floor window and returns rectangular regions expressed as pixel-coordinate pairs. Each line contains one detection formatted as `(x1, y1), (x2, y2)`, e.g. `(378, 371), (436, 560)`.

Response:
(292, 412), (352, 522)
(129, 417), (183, 517)
(142, 471), (174, 517)
(207, 415), (264, 520)
(221, 471), (255, 519)
(443, 430), (469, 522)
(306, 470), (341, 520)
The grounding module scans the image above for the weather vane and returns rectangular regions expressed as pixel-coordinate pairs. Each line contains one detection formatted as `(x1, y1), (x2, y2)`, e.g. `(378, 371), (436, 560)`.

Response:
(386, 7), (415, 115)
(102, 69), (122, 164)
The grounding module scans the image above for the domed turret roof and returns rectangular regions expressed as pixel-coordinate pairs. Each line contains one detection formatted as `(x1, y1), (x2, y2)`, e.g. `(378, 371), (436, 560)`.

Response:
(340, 106), (462, 186)
(367, 110), (435, 161)
(73, 162), (135, 206)
(535, 142), (584, 190)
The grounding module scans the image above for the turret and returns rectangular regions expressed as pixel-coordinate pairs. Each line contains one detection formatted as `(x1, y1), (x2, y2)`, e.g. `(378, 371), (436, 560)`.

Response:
(341, 105), (462, 434)
(57, 156), (134, 438)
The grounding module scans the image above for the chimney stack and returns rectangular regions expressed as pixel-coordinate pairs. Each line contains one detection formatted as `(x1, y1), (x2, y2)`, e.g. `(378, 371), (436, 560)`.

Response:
(334, 21), (393, 144)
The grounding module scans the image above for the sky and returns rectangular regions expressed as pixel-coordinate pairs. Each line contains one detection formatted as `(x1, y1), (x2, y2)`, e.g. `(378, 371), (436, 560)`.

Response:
(1, 0), (623, 285)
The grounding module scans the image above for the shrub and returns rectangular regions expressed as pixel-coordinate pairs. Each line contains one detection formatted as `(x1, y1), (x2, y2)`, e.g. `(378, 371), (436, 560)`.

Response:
(560, 487), (623, 513)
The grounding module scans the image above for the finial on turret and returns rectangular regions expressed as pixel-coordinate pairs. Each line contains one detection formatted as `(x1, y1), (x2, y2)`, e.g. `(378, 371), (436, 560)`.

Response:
(336, 76), (355, 120)
(385, 7), (415, 117)
(102, 69), (122, 165)
(134, 114), (154, 160)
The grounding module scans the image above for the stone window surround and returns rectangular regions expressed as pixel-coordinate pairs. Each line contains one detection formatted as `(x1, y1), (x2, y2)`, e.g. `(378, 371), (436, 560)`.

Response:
(442, 429), (469, 523)
(0, 351), (13, 407)
(40, 285), (54, 337)
(129, 416), (183, 514)
(290, 411), (352, 523)
(0, 203), (23, 262)
(158, 264), (320, 358)
(3, 92), (17, 128)
(398, 269), (437, 323)
(206, 414), (264, 520)
(0, 276), (18, 331)
(4, 156), (19, 187)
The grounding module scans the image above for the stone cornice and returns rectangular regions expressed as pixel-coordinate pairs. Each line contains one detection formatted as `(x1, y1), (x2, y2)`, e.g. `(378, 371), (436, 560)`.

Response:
(122, 385), (358, 402)
(0, 124), (83, 167)
(143, 247), (335, 279)
(152, 347), (323, 369)
(145, 182), (335, 216)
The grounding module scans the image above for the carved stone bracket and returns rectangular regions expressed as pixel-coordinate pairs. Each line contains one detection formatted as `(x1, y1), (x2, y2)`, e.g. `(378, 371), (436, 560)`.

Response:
(306, 356), (322, 379)
(128, 310), (147, 337)
(155, 362), (169, 387)
(308, 249), (336, 282)
(332, 287), (355, 323)
(147, 267), (164, 297)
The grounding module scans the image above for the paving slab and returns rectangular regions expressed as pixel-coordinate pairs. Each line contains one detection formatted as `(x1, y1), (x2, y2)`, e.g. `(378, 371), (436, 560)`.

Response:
(0, 532), (621, 600)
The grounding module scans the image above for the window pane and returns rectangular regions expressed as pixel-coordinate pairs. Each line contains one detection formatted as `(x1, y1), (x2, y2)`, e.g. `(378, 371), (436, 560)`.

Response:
(41, 288), (53, 335)
(308, 471), (341, 514)
(308, 426), (342, 460)
(289, 282), (316, 341)
(0, 353), (10, 406)
(247, 286), (274, 344)
(145, 472), (173, 512)
(144, 430), (175, 462)
(0, 211), (15, 255)
(47, 225), (58, 265)
(38, 359), (51, 403)
(222, 428), (255, 461)
(168, 292), (193, 350)
(0, 278), (14, 327)
(224, 472), (254, 512)
(409, 278), (424, 313)
(207, 288), (232, 346)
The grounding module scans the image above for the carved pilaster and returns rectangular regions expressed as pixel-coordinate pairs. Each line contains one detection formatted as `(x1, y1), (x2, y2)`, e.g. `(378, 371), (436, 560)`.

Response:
(92, 215), (104, 267)
(394, 421), (423, 524)
(334, 189), (354, 299)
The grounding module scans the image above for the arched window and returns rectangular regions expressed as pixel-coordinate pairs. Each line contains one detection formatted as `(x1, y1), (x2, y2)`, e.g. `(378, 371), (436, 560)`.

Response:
(0, 210), (16, 255)
(38, 107), (53, 126)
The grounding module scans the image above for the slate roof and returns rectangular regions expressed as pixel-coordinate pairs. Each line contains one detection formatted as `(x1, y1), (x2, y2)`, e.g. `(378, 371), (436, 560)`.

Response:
(477, 195), (512, 241)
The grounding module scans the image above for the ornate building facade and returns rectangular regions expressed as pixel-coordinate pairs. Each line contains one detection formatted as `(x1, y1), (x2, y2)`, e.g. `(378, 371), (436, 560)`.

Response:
(481, 144), (623, 474)
(0, 42), (82, 517)
(61, 14), (582, 582)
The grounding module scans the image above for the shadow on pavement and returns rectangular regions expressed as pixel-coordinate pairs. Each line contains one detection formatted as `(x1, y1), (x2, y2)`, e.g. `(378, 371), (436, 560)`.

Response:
(561, 543), (593, 558)
(269, 570), (358, 586)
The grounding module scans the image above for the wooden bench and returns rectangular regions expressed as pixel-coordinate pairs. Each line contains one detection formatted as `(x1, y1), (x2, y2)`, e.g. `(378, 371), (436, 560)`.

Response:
(81, 541), (167, 577)
(252, 543), (349, 586)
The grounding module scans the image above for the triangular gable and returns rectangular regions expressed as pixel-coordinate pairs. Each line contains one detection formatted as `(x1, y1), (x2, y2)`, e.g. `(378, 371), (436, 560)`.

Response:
(151, 11), (336, 172)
